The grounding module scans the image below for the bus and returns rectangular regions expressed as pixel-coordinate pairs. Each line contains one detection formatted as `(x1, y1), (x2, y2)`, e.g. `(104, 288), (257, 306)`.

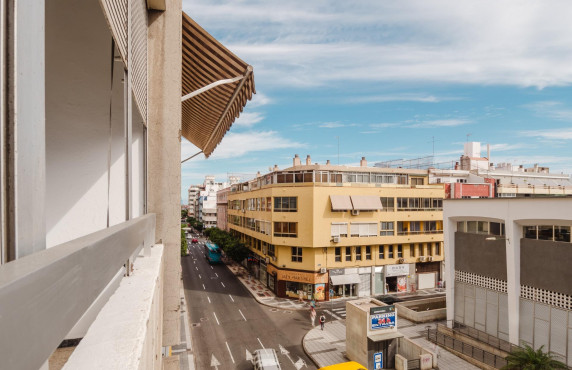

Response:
(204, 242), (222, 264)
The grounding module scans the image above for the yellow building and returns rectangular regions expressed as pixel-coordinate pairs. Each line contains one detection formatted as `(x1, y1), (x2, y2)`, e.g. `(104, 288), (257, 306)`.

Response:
(227, 155), (444, 301)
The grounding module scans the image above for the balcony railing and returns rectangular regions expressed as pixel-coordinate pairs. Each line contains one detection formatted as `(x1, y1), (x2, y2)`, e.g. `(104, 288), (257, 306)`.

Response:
(0, 214), (156, 370)
(397, 230), (443, 235)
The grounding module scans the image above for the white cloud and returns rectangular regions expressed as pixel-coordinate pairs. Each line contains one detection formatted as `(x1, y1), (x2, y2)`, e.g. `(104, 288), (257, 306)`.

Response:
(369, 123), (400, 128)
(234, 112), (265, 127)
(488, 143), (527, 152)
(209, 131), (304, 159)
(524, 101), (572, 121)
(319, 122), (345, 128)
(407, 119), (471, 128)
(185, 0), (572, 89)
(248, 92), (273, 108)
(520, 128), (572, 140)
(347, 94), (454, 104)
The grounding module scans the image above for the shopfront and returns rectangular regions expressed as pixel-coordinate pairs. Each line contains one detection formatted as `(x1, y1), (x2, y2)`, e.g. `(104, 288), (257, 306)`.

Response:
(385, 264), (410, 293)
(329, 268), (361, 299)
(275, 269), (329, 301)
(259, 259), (268, 287)
(266, 264), (277, 292)
(415, 261), (441, 290)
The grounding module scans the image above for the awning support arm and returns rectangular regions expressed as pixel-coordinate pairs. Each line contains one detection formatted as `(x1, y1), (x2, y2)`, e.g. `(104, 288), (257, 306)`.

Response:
(181, 150), (203, 164)
(181, 75), (244, 102)
(203, 65), (253, 153)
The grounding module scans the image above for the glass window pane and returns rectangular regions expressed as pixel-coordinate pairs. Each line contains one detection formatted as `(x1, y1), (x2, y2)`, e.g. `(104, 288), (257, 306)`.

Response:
(555, 226), (571, 242)
(490, 222), (501, 235)
(538, 225), (553, 240)
(467, 221), (477, 233)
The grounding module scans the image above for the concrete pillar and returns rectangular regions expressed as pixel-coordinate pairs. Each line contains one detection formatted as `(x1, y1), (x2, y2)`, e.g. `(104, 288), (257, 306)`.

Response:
(444, 217), (456, 327)
(505, 217), (522, 345)
(147, 0), (182, 349)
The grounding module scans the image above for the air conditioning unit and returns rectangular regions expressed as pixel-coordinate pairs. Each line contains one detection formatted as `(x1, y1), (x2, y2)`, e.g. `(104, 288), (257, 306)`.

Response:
(419, 256), (426, 262)
(320, 267), (327, 274)
(351, 210), (360, 216)
(427, 256), (433, 262)
(332, 236), (340, 243)
(398, 258), (405, 263)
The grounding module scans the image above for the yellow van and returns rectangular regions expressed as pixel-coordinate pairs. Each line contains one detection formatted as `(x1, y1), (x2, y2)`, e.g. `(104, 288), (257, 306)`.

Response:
(318, 361), (367, 370)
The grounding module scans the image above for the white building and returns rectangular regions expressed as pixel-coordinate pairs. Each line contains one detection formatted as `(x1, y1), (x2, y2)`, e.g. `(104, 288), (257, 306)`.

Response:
(198, 176), (227, 228)
(444, 197), (572, 366)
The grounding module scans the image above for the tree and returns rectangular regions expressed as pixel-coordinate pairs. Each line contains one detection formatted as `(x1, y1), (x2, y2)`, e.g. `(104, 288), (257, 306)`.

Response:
(181, 209), (188, 219)
(203, 227), (249, 263)
(180, 228), (188, 256)
(502, 344), (567, 370)
(195, 222), (204, 232)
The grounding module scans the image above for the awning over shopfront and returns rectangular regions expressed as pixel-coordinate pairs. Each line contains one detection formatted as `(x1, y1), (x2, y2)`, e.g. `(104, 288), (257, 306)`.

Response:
(181, 13), (255, 157)
(330, 195), (353, 211)
(351, 195), (383, 211)
(330, 274), (361, 285)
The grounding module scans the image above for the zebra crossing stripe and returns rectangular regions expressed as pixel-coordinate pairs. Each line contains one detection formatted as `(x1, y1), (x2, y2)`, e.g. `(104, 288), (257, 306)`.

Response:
(323, 309), (341, 320)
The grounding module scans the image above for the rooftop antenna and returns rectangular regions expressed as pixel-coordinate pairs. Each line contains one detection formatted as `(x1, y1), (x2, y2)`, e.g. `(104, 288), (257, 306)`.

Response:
(427, 136), (439, 166)
(337, 136), (340, 165)
(466, 133), (472, 142)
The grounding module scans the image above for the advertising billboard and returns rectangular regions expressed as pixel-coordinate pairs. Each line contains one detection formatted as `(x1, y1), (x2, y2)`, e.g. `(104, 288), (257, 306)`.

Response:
(370, 305), (396, 330)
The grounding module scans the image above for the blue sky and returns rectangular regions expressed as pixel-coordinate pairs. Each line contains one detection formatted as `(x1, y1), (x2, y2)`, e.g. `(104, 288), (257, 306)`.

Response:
(180, 0), (572, 202)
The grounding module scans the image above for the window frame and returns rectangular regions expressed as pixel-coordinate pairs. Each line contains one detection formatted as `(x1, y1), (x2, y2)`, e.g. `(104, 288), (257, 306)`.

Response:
(291, 247), (302, 262)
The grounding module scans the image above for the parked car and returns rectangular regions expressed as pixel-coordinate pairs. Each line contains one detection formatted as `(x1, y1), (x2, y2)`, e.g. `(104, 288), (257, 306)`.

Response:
(252, 348), (281, 370)
(191, 238), (198, 243)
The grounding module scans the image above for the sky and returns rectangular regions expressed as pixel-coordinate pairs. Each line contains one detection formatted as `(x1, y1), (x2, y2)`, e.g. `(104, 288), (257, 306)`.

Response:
(180, 0), (572, 203)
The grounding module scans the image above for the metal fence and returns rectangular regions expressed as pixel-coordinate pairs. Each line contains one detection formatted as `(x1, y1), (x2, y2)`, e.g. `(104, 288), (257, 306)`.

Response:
(427, 327), (508, 369)
(451, 321), (521, 354)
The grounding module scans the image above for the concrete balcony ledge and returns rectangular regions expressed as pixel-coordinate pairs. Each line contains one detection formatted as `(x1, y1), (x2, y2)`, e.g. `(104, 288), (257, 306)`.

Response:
(63, 244), (164, 370)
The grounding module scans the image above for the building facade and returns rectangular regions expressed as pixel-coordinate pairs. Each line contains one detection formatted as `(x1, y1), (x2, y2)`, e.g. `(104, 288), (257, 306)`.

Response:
(217, 187), (230, 231)
(228, 155), (445, 301)
(444, 198), (572, 366)
(188, 185), (202, 218)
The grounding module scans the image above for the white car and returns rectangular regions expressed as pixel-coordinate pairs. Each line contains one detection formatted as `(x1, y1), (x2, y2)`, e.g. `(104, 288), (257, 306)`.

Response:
(252, 348), (281, 370)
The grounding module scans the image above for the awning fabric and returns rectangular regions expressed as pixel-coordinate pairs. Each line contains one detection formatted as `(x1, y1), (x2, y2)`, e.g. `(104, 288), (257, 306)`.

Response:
(351, 195), (383, 210)
(330, 195), (353, 211)
(330, 274), (361, 285)
(182, 13), (255, 157)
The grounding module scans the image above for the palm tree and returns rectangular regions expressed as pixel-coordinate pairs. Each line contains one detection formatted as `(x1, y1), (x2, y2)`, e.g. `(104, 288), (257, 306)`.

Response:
(502, 344), (567, 370)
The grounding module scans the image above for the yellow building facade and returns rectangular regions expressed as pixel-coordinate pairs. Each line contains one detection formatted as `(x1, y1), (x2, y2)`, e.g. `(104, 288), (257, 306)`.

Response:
(227, 158), (444, 301)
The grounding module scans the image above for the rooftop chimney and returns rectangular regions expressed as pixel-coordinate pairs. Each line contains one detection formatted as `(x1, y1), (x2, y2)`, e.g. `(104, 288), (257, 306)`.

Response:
(257, 171), (261, 177)
(274, 164), (279, 171)
(360, 156), (367, 167)
(293, 154), (301, 166)
(306, 155), (311, 165)
(326, 160), (331, 165)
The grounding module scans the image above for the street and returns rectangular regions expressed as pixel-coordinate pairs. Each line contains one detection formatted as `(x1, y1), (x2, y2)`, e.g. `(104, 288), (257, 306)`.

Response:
(182, 233), (317, 370)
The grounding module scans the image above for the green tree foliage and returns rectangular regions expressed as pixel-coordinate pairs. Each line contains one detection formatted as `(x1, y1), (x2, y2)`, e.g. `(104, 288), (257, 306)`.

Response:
(205, 227), (249, 263)
(195, 222), (204, 232)
(181, 209), (188, 219)
(502, 344), (567, 370)
(180, 228), (188, 257)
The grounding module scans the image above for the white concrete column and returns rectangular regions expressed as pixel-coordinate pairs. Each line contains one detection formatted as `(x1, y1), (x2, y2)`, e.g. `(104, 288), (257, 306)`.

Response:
(505, 217), (522, 344)
(5, 0), (46, 260)
(444, 217), (456, 327)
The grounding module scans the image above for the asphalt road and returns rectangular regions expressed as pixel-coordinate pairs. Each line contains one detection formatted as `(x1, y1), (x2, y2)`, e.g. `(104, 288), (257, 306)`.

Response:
(182, 234), (317, 370)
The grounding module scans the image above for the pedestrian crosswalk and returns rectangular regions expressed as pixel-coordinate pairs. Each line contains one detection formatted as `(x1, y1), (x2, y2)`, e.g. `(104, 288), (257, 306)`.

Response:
(323, 306), (346, 320)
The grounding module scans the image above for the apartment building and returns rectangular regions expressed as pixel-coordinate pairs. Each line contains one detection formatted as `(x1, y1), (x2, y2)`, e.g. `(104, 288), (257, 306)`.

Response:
(217, 187), (231, 231)
(188, 185), (202, 218)
(444, 197), (572, 366)
(198, 176), (227, 228)
(227, 155), (445, 301)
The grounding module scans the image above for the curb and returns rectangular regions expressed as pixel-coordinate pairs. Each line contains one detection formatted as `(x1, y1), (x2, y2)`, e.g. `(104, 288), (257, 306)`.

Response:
(302, 329), (321, 369)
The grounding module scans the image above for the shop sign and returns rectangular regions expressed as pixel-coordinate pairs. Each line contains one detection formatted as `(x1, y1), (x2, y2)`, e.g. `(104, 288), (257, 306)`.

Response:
(329, 268), (344, 276)
(358, 266), (372, 274)
(278, 270), (330, 284)
(373, 352), (383, 369)
(267, 264), (277, 276)
(371, 305), (396, 330)
(385, 264), (409, 277)
(370, 305), (394, 315)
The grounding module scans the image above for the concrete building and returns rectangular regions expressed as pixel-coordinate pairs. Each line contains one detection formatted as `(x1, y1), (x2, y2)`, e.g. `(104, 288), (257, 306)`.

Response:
(198, 176), (227, 229)
(187, 185), (202, 218)
(0, 1), (254, 369)
(227, 155), (445, 301)
(217, 187), (231, 231)
(444, 197), (572, 366)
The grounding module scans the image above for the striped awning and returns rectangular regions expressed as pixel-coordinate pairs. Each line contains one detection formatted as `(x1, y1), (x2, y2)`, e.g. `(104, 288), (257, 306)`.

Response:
(182, 13), (255, 157)
(330, 195), (353, 211)
(351, 195), (383, 210)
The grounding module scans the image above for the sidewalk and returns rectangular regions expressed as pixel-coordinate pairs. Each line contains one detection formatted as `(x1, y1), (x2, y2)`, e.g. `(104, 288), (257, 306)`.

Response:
(303, 318), (479, 370)
(225, 258), (311, 310)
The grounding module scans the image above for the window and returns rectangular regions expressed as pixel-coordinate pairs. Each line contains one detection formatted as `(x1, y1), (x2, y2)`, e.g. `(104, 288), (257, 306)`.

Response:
(380, 222), (394, 236)
(397, 244), (403, 258)
(380, 197), (395, 211)
(345, 247), (352, 261)
(274, 197), (297, 212)
(538, 225), (554, 240)
(411, 177), (424, 186)
(428, 243), (433, 256)
(274, 222), (298, 237)
(490, 222), (502, 236)
(410, 244), (416, 257)
(555, 226), (571, 242)
(388, 245), (394, 258)
(291, 247), (302, 262)
(350, 223), (377, 237)
(365, 246), (372, 260)
(378, 245), (385, 259)
(335, 247), (341, 262)
(266, 197), (272, 211)
(331, 223), (348, 237)
(457, 221), (466, 232)
(418, 244), (423, 256)
(356, 246), (362, 261)
(268, 244), (275, 257)
(423, 221), (442, 233)
(435, 242), (441, 255)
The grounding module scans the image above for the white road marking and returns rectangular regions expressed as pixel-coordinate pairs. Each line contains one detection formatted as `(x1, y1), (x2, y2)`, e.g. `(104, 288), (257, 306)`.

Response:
(213, 312), (220, 325)
(210, 266), (213, 270)
(221, 282), (225, 288)
(207, 296), (211, 303)
(257, 338), (265, 349)
(215, 273), (219, 278)
(229, 294), (234, 302)
(199, 274), (201, 279)
(202, 284), (205, 290)
(193, 260), (196, 264)
(238, 309), (247, 321)
(195, 266), (198, 271)
(225, 342), (235, 364)
(323, 309), (341, 320)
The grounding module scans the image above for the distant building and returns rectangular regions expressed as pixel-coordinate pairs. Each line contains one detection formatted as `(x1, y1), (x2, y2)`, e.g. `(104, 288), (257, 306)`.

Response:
(188, 185), (203, 218)
(228, 154), (445, 301)
(217, 187), (230, 231)
(444, 197), (572, 366)
(198, 176), (227, 228)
